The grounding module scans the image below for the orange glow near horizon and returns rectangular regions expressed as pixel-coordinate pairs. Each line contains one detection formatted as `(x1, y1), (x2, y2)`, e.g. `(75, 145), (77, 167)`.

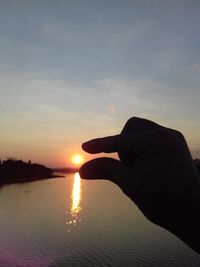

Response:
(70, 154), (84, 166)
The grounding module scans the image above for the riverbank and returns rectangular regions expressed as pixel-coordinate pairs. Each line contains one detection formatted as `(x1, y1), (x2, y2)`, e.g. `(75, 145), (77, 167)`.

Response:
(0, 159), (65, 186)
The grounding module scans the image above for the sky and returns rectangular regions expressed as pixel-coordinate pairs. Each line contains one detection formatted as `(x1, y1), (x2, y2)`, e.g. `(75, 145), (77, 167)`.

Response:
(0, 0), (200, 167)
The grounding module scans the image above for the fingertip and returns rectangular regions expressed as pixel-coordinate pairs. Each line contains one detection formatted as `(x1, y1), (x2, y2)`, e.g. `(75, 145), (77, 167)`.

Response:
(81, 135), (120, 154)
(79, 158), (106, 179)
(81, 140), (97, 154)
(81, 142), (88, 152)
(79, 163), (89, 179)
(79, 157), (126, 184)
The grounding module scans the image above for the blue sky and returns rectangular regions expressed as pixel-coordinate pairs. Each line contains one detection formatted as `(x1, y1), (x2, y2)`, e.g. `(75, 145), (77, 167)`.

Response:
(0, 0), (200, 166)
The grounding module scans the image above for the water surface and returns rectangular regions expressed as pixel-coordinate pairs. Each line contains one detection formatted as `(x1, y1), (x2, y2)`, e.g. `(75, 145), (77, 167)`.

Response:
(0, 173), (199, 267)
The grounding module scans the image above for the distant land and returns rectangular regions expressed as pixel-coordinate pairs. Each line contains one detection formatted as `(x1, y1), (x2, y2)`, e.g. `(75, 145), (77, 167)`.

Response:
(52, 167), (79, 173)
(0, 158), (199, 186)
(0, 159), (69, 186)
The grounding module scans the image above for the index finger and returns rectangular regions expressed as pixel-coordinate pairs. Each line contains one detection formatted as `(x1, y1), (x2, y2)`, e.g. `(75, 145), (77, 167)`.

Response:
(82, 131), (150, 157)
(82, 135), (120, 154)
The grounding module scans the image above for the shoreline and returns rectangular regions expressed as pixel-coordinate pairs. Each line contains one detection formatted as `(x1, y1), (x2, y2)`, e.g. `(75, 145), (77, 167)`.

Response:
(0, 173), (67, 187)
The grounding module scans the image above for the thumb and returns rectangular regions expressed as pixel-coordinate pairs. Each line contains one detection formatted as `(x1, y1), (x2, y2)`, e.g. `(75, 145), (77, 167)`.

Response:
(79, 157), (132, 188)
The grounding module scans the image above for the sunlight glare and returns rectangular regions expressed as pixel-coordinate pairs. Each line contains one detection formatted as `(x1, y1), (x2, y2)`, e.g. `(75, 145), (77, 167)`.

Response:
(71, 154), (84, 166)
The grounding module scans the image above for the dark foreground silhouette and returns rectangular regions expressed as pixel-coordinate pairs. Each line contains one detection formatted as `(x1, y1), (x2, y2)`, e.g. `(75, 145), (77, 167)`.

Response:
(80, 117), (200, 254)
(0, 159), (55, 185)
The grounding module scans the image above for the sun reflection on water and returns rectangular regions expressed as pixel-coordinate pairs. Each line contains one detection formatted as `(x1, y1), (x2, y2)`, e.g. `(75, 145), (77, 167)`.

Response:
(71, 172), (81, 214)
(66, 172), (82, 231)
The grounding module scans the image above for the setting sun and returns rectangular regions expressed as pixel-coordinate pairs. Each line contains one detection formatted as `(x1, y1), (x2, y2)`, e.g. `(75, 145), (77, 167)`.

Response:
(71, 154), (84, 166)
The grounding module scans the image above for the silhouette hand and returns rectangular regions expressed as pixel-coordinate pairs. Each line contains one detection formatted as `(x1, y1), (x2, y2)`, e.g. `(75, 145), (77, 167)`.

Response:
(80, 117), (200, 253)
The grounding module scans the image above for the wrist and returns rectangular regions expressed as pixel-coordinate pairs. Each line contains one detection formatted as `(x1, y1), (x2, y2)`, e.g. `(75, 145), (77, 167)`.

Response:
(158, 190), (200, 254)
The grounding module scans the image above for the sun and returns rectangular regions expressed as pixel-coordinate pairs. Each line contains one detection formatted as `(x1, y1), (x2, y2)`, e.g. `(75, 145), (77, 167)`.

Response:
(71, 154), (84, 166)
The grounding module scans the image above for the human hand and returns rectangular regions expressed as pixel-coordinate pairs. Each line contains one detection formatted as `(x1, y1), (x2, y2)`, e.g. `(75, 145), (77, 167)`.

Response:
(80, 117), (200, 253)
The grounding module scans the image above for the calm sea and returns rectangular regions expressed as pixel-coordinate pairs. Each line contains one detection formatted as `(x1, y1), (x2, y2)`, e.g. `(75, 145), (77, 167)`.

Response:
(0, 173), (200, 267)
